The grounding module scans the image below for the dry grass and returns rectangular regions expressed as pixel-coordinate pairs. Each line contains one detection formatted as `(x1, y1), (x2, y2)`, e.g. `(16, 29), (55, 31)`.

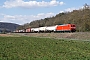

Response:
(12, 32), (90, 40)
(0, 34), (13, 37)
(0, 33), (21, 37)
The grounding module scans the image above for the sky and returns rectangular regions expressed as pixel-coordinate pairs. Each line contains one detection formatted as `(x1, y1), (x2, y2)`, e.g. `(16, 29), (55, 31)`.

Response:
(0, 0), (90, 25)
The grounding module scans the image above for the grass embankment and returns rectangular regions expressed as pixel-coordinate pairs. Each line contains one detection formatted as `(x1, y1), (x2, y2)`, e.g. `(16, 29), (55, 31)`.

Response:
(0, 36), (90, 60)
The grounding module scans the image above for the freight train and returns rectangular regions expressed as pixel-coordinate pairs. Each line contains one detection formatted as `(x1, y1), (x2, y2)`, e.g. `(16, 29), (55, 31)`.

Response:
(14, 24), (76, 33)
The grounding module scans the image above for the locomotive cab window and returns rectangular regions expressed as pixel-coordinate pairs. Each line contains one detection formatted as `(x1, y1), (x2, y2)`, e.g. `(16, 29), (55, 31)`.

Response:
(71, 25), (75, 27)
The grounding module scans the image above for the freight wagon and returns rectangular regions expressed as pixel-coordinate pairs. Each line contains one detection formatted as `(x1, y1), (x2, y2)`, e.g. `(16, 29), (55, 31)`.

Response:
(31, 28), (39, 33)
(39, 27), (47, 32)
(45, 25), (57, 32)
(26, 28), (31, 32)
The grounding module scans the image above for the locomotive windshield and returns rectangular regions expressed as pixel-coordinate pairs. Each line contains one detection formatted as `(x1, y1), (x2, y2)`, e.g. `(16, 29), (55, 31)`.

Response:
(71, 25), (75, 27)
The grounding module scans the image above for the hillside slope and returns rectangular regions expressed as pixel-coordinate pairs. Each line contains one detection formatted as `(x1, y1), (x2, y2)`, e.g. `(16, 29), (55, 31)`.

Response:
(0, 22), (20, 32)
(18, 5), (90, 32)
